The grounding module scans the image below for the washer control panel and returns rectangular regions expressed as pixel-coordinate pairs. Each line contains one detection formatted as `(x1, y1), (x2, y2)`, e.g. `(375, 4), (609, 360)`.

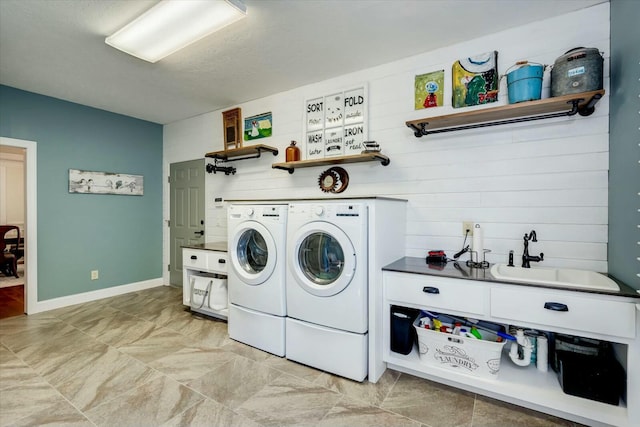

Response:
(289, 203), (363, 220)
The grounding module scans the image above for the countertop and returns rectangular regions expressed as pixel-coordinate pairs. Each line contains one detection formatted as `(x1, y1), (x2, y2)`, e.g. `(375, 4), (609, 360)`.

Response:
(181, 241), (228, 252)
(383, 256), (640, 299)
(225, 197), (407, 202)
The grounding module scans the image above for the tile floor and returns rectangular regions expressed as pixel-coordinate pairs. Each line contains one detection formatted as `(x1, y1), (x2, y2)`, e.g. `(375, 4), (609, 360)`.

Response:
(0, 286), (582, 427)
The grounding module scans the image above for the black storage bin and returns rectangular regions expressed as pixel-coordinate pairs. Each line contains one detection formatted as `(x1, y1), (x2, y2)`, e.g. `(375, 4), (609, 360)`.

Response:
(390, 306), (419, 355)
(550, 334), (610, 372)
(557, 350), (625, 405)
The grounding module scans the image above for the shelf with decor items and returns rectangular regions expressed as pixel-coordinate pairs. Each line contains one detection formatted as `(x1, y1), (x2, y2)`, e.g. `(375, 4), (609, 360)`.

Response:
(406, 89), (605, 137)
(205, 144), (278, 161)
(205, 144), (279, 175)
(272, 152), (390, 174)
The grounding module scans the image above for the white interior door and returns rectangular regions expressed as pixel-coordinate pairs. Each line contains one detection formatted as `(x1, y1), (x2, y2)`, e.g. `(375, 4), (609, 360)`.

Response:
(169, 158), (205, 286)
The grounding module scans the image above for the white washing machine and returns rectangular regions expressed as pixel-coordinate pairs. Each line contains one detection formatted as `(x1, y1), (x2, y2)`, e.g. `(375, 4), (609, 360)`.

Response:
(286, 202), (369, 381)
(228, 204), (287, 356)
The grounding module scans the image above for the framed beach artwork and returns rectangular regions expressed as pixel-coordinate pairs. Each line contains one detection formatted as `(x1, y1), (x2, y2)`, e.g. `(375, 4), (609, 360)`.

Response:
(69, 169), (143, 196)
(452, 51), (499, 108)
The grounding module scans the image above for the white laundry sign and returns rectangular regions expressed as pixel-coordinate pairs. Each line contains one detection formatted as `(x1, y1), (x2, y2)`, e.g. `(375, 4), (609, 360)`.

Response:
(306, 130), (324, 160)
(324, 127), (343, 157)
(303, 85), (368, 160)
(343, 123), (365, 155)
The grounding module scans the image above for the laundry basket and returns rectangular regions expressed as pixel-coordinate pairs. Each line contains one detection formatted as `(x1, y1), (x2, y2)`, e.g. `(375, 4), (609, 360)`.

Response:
(414, 316), (506, 379)
(190, 273), (228, 316)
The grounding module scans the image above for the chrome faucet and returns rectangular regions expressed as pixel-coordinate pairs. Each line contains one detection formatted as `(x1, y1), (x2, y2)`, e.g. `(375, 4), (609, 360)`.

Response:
(522, 230), (544, 268)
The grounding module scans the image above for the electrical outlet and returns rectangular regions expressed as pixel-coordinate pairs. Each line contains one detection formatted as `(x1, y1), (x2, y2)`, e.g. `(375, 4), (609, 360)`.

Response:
(91, 270), (99, 280)
(462, 221), (474, 237)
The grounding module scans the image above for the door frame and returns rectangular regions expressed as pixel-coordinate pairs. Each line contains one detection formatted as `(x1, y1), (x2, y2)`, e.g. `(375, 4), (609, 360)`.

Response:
(0, 137), (38, 314)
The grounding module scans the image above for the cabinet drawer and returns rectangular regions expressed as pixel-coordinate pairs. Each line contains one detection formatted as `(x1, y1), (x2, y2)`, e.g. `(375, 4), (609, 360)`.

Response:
(385, 273), (487, 315)
(491, 287), (636, 339)
(183, 249), (208, 270)
(206, 252), (228, 274)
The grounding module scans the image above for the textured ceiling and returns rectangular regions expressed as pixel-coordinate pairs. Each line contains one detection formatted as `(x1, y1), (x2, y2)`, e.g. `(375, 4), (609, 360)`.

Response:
(0, 0), (604, 125)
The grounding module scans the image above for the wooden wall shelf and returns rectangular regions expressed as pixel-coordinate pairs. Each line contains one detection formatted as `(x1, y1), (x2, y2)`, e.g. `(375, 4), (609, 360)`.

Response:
(406, 90), (605, 137)
(205, 144), (278, 175)
(205, 144), (278, 161)
(272, 152), (390, 174)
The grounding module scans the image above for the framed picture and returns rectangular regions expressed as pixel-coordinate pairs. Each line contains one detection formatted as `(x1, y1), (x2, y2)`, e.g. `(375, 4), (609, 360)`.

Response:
(452, 51), (499, 108)
(69, 169), (143, 196)
(415, 70), (444, 110)
(244, 112), (272, 141)
(222, 107), (242, 150)
(304, 85), (368, 159)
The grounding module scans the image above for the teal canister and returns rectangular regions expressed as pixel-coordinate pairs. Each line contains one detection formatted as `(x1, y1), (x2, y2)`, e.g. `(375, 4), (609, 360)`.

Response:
(506, 61), (545, 104)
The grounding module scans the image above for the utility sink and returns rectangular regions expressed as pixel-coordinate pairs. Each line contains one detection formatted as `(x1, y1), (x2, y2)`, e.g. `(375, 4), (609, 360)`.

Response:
(490, 264), (619, 291)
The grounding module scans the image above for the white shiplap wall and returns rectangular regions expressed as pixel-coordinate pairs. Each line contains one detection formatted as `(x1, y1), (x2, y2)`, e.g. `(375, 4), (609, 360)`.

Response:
(163, 3), (610, 282)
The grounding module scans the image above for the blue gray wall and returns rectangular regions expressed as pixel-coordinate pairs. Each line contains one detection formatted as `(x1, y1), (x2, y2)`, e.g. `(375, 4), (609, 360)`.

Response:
(609, 0), (640, 289)
(0, 85), (163, 300)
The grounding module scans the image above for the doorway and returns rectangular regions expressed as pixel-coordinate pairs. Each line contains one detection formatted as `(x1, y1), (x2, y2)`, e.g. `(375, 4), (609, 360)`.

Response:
(0, 137), (37, 316)
(0, 145), (25, 318)
(169, 158), (205, 286)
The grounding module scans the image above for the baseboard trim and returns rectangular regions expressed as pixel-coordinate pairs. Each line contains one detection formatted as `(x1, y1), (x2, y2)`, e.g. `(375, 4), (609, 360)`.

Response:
(28, 278), (165, 314)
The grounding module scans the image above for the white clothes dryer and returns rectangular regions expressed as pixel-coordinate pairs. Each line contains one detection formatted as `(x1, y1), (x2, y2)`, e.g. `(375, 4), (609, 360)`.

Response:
(285, 202), (369, 381)
(228, 204), (287, 356)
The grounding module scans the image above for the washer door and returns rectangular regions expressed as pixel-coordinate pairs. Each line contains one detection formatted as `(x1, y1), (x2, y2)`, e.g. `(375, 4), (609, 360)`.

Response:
(290, 222), (356, 297)
(230, 221), (276, 285)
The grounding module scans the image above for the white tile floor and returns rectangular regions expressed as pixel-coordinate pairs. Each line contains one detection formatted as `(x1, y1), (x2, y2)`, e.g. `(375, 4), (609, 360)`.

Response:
(0, 286), (582, 426)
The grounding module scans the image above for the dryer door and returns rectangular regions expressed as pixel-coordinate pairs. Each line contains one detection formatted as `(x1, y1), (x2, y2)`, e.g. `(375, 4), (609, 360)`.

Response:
(230, 221), (277, 285)
(290, 222), (356, 297)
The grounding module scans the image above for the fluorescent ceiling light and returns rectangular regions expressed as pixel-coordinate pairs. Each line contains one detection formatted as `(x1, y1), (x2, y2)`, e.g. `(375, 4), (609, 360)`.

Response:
(106, 0), (247, 63)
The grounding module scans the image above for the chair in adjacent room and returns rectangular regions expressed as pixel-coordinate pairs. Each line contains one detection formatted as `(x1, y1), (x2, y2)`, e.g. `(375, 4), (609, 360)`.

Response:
(1, 225), (23, 278)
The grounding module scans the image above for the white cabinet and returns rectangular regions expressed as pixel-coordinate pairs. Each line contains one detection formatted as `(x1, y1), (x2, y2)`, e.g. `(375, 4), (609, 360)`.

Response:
(382, 270), (640, 427)
(183, 248), (228, 275)
(182, 245), (228, 320)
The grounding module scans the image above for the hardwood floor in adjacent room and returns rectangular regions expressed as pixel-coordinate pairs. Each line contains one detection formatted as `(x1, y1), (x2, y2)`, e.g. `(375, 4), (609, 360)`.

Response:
(0, 285), (24, 319)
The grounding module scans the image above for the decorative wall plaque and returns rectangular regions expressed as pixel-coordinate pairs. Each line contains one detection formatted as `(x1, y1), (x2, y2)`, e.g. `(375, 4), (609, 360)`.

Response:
(304, 85), (367, 160)
(452, 51), (499, 108)
(415, 69), (445, 110)
(318, 167), (349, 193)
(222, 107), (242, 150)
(69, 169), (143, 195)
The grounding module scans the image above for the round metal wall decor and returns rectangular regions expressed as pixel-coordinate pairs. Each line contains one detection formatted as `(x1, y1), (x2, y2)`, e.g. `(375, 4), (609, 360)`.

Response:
(318, 166), (349, 193)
